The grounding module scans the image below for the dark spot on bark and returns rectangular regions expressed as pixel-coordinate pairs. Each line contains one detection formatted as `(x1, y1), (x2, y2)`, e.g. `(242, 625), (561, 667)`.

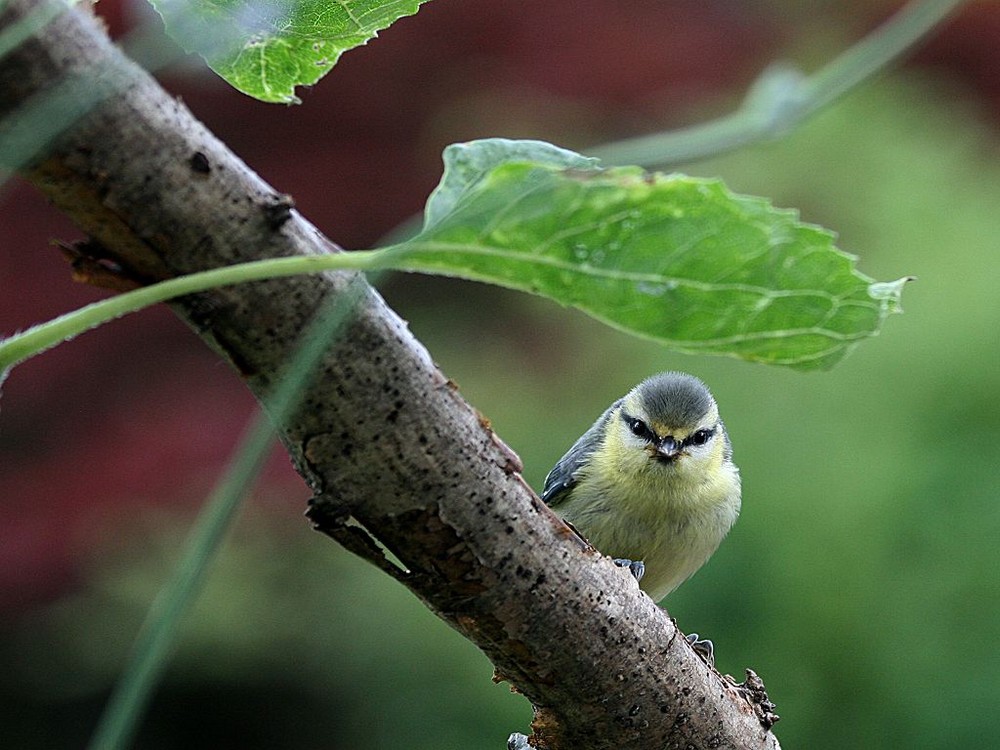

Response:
(262, 193), (295, 229)
(189, 151), (211, 174)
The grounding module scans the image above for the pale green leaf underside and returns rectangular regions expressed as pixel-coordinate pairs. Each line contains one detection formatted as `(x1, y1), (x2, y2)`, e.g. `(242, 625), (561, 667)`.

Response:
(386, 139), (906, 370)
(151, 0), (428, 103)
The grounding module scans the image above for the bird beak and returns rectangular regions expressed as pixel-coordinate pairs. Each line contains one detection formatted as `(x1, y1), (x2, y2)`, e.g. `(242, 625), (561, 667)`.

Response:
(656, 436), (680, 460)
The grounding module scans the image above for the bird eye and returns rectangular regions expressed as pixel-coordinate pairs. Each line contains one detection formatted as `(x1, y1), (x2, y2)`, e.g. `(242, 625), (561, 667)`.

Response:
(690, 428), (714, 446)
(625, 416), (653, 442)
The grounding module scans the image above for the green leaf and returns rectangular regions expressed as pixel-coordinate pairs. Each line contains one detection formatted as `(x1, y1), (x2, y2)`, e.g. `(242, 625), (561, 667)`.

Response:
(387, 139), (907, 370)
(151, 0), (429, 104)
(424, 139), (600, 229)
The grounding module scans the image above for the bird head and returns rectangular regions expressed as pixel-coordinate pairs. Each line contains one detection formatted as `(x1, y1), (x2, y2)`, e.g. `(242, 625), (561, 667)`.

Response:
(614, 372), (728, 478)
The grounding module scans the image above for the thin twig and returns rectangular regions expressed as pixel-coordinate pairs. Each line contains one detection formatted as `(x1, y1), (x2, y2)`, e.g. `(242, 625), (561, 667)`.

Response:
(589, 0), (969, 168)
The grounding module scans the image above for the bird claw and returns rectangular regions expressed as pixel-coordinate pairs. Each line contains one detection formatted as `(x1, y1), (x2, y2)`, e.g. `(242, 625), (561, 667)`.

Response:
(612, 558), (645, 584)
(607, 560), (714, 668)
(685, 632), (715, 666)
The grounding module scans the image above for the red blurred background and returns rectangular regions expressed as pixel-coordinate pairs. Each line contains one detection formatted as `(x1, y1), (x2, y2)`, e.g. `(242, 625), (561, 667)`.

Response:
(1, 0), (997, 666)
(4, 2), (1000, 747)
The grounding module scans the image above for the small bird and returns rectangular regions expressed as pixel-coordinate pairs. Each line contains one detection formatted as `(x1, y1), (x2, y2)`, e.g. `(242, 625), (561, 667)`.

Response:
(541, 372), (741, 603)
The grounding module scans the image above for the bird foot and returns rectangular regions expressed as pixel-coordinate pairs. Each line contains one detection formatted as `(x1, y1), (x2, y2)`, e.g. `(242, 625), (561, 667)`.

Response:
(685, 632), (715, 666)
(612, 558), (645, 584)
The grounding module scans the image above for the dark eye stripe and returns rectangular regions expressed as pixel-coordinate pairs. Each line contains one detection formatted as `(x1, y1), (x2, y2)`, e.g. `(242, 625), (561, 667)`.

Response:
(684, 427), (715, 447)
(621, 411), (655, 442)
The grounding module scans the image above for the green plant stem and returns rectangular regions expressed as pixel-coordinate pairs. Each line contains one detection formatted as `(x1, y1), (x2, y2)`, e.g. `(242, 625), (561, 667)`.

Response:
(85, 414), (275, 750)
(590, 0), (969, 168)
(799, 0), (964, 114)
(0, 0), (66, 63)
(0, 250), (383, 377)
(86, 276), (371, 750)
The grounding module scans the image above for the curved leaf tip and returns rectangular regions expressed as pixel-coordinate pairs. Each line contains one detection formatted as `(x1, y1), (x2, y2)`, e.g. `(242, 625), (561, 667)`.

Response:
(425, 138), (600, 230)
(868, 276), (914, 312)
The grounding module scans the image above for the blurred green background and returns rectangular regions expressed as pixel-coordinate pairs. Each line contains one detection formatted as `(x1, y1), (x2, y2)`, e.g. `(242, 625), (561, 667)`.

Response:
(2, 1), (999, 747)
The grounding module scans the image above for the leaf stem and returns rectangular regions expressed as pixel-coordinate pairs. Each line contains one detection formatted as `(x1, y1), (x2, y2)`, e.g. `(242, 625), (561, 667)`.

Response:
(589, 0), (970, 167)
(0, 250), (385, 377)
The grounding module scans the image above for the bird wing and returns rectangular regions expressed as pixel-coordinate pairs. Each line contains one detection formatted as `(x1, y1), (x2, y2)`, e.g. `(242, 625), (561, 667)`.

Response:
(540, 399), (621, 507)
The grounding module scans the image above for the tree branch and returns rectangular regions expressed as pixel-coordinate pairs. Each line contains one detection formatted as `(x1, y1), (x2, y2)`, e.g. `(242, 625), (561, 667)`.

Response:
(0, 1), (780, 747)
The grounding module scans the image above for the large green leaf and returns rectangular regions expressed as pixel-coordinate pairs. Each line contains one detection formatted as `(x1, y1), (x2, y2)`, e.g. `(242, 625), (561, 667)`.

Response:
(151, 0), (429, 103)
(386, 139), (907, 369)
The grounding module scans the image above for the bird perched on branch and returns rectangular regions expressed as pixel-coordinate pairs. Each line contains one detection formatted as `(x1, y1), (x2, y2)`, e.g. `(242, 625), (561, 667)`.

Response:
(541, 371), (741, 614)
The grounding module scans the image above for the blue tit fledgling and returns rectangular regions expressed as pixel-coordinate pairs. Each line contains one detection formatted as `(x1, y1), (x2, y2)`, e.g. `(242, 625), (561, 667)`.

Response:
(542, 372), (740, 602)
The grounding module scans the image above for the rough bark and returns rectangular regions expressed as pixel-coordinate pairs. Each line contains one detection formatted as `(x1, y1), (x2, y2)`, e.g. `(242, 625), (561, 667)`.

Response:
(0, 1), (781, 747)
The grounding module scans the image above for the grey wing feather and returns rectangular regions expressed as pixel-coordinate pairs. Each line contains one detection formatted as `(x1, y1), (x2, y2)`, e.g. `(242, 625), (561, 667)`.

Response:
(541, 399), (622, 507)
